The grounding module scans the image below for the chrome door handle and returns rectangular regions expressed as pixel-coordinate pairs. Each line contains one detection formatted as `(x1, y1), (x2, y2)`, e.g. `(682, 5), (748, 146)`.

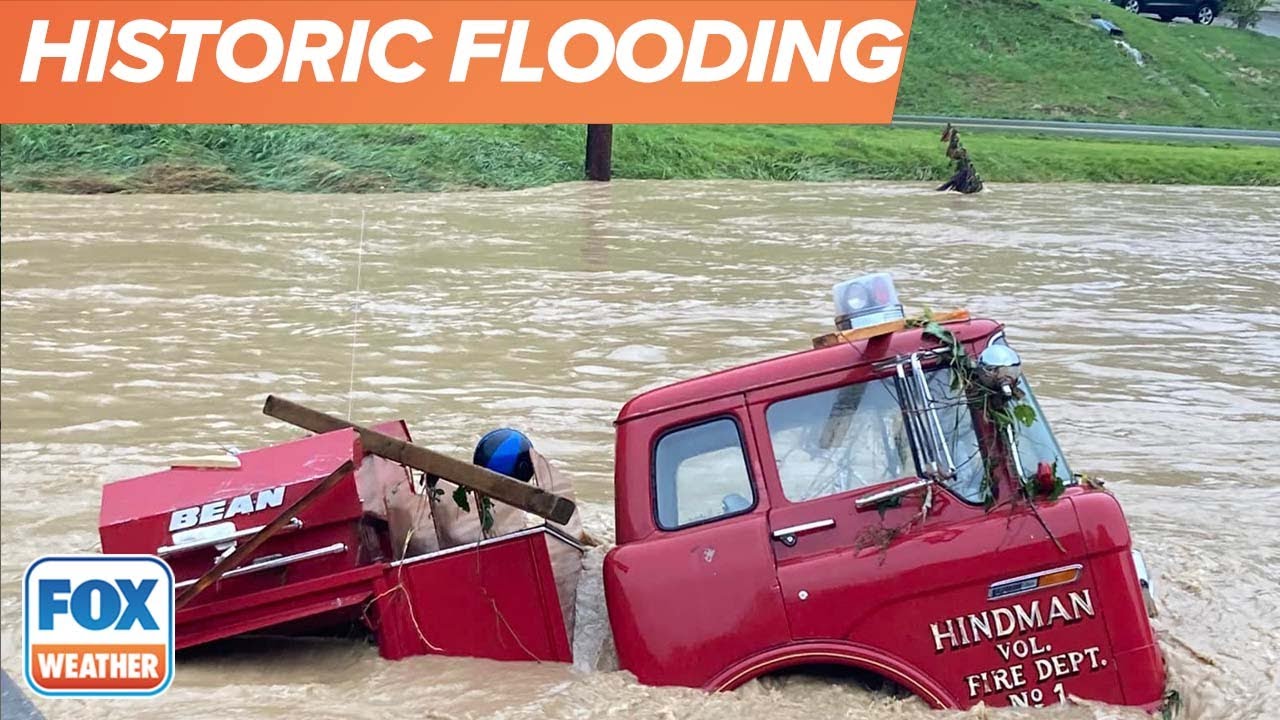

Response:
(771, 519), (835, 547)
(854, 478), (932, 510)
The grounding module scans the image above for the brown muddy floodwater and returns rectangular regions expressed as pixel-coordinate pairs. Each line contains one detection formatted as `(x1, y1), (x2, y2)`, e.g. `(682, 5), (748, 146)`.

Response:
(1, 181), (1278, 720)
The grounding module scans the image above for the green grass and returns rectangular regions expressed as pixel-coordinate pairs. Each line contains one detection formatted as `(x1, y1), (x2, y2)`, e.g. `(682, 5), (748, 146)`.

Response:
(2, 0), (1279, 192)
(898, 0), (1280, 130)
(3, 124), (1275, 191)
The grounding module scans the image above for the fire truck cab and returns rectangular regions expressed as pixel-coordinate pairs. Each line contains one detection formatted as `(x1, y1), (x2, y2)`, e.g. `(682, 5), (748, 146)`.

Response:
(96, 274), (1165, 713)
(603, 276), (1165, 710)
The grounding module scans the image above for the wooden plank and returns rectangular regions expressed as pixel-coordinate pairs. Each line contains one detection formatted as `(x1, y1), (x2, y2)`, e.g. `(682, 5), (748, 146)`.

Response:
(262, 396), (577, 526)
(812, 309), (971, 349)
(175, 459), (354, 610)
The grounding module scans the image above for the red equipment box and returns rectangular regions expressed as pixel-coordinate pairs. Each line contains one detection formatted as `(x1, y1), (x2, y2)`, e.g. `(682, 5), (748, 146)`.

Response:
(98, 425), (578, 663)
(99, 429), (370, 648)
(370, 527), (575, 663)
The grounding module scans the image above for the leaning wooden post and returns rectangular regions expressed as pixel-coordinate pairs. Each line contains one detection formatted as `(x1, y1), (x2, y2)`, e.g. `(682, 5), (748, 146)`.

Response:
(262, 395), (577, 525)
(585, 124), (613, 181)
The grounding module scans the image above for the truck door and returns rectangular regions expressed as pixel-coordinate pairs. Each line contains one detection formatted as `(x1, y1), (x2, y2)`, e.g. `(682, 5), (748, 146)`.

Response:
(604, 394), (792, 689)
(745, 364), (1120, 708)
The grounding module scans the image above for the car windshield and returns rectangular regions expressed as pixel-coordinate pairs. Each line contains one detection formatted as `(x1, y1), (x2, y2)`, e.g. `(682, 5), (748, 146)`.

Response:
(766, 369), (986, 504)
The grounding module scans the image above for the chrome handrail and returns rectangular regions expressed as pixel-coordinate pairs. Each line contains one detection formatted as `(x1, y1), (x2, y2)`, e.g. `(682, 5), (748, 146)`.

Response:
(156, 518), (303, 556)
(173, 542), (347, 589)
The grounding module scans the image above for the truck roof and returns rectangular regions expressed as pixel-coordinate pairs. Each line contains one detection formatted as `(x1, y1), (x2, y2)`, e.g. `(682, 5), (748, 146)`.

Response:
(615, 317), (1002, 424)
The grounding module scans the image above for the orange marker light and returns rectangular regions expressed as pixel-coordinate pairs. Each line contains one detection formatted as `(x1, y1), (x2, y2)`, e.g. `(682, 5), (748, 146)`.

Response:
(1036, 567), (1081, 589)
(988, 564), (1083, 601)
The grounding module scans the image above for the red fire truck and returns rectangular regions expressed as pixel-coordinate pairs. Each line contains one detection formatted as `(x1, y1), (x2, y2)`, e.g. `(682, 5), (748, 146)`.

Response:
(97, 275), (1165, 711)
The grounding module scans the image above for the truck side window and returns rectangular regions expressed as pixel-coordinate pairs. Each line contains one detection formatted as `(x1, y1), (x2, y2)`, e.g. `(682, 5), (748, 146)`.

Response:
(653, 418), (755, 529)
(765, 374), (985, 504)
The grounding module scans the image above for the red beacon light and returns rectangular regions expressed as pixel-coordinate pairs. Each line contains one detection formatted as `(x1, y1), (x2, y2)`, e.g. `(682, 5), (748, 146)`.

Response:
(832, 272), (904, 331)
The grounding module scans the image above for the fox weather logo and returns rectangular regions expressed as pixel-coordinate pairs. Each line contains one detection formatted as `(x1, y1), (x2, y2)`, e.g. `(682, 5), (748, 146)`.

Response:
(23, 555), (174, 697)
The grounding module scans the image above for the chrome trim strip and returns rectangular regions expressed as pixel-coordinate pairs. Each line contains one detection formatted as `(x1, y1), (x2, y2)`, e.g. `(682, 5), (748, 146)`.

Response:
(389, 525), (583, 569)
(541, 522), (588, 552)
(1131, 550), (1151, 589)
(157, 518), (303, 556)
(854, 478), (932, 509)
(986, 563), (1083, 601)
(771, 519), (835, 539)
(1132, 549), (1158, 617)
(174, 542), (347, 589)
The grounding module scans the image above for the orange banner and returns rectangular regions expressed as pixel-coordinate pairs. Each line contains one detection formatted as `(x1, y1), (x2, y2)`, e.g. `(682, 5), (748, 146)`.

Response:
(0, 0), (916, 123)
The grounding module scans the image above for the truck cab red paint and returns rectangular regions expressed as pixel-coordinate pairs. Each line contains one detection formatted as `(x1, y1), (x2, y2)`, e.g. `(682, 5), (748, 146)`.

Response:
(604, 318), (1165, 710)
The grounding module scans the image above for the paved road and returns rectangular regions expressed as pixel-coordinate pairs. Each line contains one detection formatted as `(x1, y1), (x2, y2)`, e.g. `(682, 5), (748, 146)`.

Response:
(1126, 6), (1280, 36)
(891, 115), (1280, 147)
(1254, 11), (1280, 38)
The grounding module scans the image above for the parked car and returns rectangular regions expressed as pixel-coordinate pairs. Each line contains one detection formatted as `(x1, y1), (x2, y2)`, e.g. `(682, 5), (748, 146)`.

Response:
(1112, 0), (1221, 24)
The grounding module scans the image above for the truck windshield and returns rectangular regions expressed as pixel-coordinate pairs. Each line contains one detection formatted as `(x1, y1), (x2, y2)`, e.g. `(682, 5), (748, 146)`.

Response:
(766, 370), (986, 504)
(987, 337), (1073, 485)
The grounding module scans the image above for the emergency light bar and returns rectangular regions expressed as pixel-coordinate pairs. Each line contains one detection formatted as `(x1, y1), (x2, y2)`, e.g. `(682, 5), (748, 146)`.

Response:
(832, 273), (904, 331)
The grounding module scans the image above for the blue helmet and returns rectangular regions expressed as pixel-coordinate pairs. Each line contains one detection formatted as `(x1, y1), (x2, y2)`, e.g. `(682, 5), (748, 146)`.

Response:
(473, 428), (534, 482)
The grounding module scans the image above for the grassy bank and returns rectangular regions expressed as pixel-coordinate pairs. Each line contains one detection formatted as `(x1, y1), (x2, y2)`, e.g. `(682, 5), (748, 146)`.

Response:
(899, 0), (1280, 130)
(2, 0), (1279, 192)
(3, 124), (1278, 192)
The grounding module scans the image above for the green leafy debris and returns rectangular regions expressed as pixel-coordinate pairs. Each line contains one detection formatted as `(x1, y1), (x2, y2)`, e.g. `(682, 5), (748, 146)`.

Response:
(874, 495), (903, 520)
(451, 486), (470, 513)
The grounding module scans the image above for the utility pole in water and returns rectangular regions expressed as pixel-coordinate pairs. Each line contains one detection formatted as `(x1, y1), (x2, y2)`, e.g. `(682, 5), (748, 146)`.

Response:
(585, 124), (612, 181)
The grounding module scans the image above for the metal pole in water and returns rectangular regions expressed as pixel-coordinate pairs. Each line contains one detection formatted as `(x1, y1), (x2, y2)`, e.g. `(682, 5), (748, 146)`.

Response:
(346, 208), (367, 420)
(585, 124), (613, 181)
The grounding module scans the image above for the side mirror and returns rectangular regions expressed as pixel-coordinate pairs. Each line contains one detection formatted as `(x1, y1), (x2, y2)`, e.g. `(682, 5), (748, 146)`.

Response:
(977, 344), (1022, 396)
